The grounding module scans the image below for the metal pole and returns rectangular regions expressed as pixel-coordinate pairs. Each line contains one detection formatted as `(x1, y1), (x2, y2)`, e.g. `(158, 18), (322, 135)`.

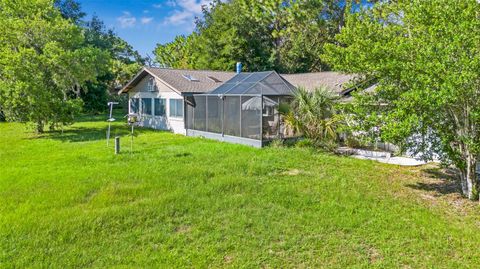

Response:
(260, 96), (263, 145)
(221, 96), (224, 137)
(183, 97), (187, 129)
(107, 104), (112, 146)
(130, 124), (134, 154)
(114, 136), (120, 154)
(106, 123), (111, 146)
(239, 96), (242, 137)
(205, 96), (208, 132)
(277, 96), (280, 138)
(106, 102), (118, 147)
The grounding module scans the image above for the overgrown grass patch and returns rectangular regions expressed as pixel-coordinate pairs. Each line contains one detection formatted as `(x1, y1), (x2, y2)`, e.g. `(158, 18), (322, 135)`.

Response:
(0, 115), (479, 268)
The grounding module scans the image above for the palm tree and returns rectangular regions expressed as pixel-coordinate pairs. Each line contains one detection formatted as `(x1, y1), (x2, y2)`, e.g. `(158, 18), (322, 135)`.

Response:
(282, 87), (342, 148)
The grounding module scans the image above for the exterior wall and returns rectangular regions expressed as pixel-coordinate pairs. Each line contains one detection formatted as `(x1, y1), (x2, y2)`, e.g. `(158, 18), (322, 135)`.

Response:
(186, 129), (263, 148)
(128, 74), (186, 134)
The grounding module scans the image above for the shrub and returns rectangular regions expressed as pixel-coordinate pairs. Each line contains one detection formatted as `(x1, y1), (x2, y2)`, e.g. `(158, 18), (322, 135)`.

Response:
(295, 138), (314, 148)
(283, 87), (344, 151)
(269, 138), (284, 148)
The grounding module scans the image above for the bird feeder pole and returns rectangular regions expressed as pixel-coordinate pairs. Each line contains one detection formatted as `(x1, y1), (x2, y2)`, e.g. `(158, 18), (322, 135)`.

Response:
(106, 102), (119, 146)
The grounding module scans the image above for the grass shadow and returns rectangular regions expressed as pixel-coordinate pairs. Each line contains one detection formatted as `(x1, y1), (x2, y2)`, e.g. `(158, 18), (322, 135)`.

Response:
(24, 112), (164, 143)
(53, 127), (128, 142)
(174, 152), (192, 158)
(75, 109), (127, 123)
(32, 125), (157, 143)
(406, 167), (461, 196)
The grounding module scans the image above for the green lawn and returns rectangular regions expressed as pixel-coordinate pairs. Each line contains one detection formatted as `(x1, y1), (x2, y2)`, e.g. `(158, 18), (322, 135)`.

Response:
(1, 115), (479, 268)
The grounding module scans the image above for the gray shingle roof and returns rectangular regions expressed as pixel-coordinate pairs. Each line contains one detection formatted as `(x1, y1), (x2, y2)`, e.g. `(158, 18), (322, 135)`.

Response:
(147, 67), (237, 93)
(281, 72), (355, 94)
(119, 67), (356, 96)
(119, 67), (236, 94)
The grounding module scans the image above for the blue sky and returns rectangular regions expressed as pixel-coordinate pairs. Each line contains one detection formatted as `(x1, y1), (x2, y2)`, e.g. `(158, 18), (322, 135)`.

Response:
(78, 0), (212, 57)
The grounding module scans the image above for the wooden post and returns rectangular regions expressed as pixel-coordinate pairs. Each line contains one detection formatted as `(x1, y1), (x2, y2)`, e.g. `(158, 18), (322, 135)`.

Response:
(115, 136), (120, 154)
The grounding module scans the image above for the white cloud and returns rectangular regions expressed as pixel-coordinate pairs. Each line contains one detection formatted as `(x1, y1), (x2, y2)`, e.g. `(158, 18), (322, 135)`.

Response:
(117, 11), (136, 28)
(153, 3), (162, 8)
(143, 10), (150, 14)
(163, 0), (212, 26)
(163, 10), (192, 25)
(141, 17), (154, 25)
(165, 0), (177, 7)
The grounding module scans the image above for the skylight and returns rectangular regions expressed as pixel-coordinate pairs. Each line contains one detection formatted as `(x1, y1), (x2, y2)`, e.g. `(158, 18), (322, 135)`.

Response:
(182, 74), (199, 82)
(207, 76), (222, 83)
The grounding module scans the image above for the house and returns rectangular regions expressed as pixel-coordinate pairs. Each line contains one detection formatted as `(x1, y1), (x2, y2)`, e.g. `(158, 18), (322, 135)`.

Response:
(118, 67), (235, 134)
(119, 67), (357, 146)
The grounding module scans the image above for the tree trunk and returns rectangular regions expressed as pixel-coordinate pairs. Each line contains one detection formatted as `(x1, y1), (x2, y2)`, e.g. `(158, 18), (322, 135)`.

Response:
(36, 120), (44, 133)
(460, 152), (479, 200)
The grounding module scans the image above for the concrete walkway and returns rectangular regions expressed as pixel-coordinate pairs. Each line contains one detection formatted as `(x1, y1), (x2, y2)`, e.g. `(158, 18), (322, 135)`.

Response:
(352, 155), (428, 166)
(337, 147), (428, 166)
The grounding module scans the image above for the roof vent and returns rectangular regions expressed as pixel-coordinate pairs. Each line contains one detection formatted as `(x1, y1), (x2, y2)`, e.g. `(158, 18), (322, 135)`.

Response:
(236, 62), (242, 74)
(207, 76), (222, 83)
(182, 74), (199, 82)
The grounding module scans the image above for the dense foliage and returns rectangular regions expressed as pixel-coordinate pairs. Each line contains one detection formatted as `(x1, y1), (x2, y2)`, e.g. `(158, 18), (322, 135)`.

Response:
(0, 0), (144, 132)
(154, 0), (353, 73)
(79, 16), (144, 113)
(282, 87), (343, 150)
(325, 0), (480, 199)
(0, 0), (109, 132)
(55, 1), (144, 113)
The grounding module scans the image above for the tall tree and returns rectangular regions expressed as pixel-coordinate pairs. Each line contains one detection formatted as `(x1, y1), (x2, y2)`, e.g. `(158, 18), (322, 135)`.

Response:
(56, 0), (145, 112)
(0, 0), (108, 132)
(194, 0), (274, 71)
(325, 0), (480, 200)
(154, 0), (355, 73)
(262, 0), (346, 72)
(80, 16), (143, 112)
(54, 0), (85, 24)
(154, 35), (197, 69)
(55, 0), (144, 112)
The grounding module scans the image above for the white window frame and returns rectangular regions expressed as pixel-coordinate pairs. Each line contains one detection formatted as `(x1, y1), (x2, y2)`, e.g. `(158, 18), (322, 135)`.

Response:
(141, 98), (153, 116)
(154, 98), (166, 117)
(129, 98), (140, 114)
(147, 77), (156, 92)
(169, 98), (184, 118)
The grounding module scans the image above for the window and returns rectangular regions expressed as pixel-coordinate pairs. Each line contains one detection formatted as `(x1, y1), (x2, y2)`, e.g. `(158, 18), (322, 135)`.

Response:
(130, 98), (139, 114)
(262, 97), (278, 116)
(263, 106), (274, 116)
(182, 74), (199, 82)
(141, 98), (152, 115)
(154, 98), (166, 116)
(169, 99), (184, 118)
(147, 77), (156, 92)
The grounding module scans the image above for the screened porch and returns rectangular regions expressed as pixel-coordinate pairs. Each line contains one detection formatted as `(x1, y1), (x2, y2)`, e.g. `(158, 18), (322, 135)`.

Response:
(185, 71), (297, 147)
